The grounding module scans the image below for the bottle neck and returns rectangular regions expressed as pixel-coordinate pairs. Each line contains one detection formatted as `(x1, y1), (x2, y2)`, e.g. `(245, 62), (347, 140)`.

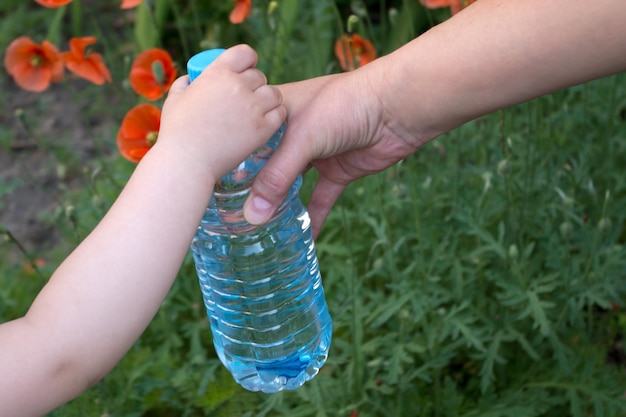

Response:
(210, 175), (302, 221)
(203, 124), (301, 231)
(202, 176), (301, 234)
(215, 124), (285, 193)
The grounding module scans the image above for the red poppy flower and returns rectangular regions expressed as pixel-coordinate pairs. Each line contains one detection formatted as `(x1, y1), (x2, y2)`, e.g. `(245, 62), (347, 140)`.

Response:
(117, 104), (161, 163)
(129, 48), (177, 101)
(420, 0), (476, 15)
(34, 0), (72, 7)
(334, 34), (377, 72)
(121, 0), (142, 9)
(61, 37), (112, 85)
(230, 0), (252, 24)
(4, 36), (64, 92)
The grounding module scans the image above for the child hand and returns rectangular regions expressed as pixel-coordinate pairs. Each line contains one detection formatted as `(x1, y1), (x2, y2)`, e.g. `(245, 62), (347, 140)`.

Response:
(156, 44), (286, 182)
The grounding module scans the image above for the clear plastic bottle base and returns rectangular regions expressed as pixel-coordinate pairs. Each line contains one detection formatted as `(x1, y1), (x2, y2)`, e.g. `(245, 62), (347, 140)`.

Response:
(225, 351), (327, 392)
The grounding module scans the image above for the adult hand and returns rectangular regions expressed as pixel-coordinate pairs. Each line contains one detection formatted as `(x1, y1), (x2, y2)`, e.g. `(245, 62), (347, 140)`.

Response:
(243, 62), (424, 239)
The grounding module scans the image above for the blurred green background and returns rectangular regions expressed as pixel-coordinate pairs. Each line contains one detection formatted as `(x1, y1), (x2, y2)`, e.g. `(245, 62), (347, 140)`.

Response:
(1, 1), (626, 416)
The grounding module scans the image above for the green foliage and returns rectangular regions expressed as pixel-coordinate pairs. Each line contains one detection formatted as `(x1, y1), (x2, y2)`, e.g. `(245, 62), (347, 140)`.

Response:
(0, 2), (50, 47)
(28, 72), (625, 417)
(1, 1), (626, 417)
(134, 0), (171, 51)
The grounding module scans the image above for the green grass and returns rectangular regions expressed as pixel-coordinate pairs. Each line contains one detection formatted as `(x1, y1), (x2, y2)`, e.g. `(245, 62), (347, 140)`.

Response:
(2, 1), (626, 416)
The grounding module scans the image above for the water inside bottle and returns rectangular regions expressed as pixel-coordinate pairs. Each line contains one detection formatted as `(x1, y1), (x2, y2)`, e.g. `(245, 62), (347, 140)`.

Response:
(192, 200), (332, 393)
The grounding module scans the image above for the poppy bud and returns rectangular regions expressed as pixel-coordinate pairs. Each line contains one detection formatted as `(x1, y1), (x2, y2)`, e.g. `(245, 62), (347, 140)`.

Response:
(481, 171), (493, 192)
(347, 15), (360, 34)
(560, 221), (573, 240)
(497, 159), (510, 176)
(267, 1), (278, 14)
(598, 217), (612, 233)
(388, 8), (398, 25)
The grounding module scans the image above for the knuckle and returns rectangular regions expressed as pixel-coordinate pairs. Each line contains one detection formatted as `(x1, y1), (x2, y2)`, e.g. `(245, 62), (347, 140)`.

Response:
(271, 85), (282, 102)
(267, 105), (287, 131)
(256, 167), (289, 197)
(278, 103), (287, 118)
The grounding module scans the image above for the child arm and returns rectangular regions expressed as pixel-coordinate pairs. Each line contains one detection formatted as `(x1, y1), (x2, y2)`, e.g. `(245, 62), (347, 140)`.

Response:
(0, 44), (285, 417)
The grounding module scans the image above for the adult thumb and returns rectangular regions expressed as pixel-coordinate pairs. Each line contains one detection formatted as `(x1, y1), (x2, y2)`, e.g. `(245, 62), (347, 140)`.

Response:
(243, 125), (313, 225)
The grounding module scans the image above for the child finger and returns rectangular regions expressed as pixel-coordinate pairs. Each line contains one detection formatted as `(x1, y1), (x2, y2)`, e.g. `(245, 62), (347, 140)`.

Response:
(214, 44), (258, 73)
(255, 84), (284, 111)
(168, 75), (190, 93)
(240, 68), (268, 90)
(265, 103), (287, 132)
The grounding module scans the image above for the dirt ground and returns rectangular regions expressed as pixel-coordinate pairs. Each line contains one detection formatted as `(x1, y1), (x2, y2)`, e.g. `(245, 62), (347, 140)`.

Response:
(0, 75), (116, 255)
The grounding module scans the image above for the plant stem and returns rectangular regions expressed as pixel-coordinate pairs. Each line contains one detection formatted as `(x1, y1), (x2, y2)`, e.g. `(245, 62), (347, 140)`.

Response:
(341, 204), (363, 401)
(169, 0), (191, 59)
(71, 0), (82, 37)
(2, 228), (45, 281)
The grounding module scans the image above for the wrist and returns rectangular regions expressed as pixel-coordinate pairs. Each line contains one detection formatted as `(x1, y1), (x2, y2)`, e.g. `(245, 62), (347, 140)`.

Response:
(364, 50), (441, 150)
(147, 140), (217, 192)
(377, 33), (477, 146)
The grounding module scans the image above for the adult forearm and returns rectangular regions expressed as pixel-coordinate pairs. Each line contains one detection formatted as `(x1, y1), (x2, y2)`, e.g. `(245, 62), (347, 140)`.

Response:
(379, 0), (626, 142)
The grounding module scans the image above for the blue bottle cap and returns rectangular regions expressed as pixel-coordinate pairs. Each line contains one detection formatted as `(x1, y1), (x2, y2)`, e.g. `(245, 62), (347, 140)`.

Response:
(187, 48), (226, 82)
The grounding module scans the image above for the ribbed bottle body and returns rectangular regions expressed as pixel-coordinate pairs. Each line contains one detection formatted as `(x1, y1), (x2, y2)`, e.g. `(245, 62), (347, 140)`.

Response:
(190, 128), (332, 393)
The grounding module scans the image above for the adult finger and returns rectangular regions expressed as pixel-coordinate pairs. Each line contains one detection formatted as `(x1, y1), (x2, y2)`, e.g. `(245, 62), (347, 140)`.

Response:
(307, 176), (346, 239)
(243, 123), (316, 225)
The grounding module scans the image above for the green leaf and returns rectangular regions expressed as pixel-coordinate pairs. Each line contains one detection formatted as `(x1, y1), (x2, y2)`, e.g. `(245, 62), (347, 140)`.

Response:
(523, 290), (553, 336)
(479, 331), (505, 393)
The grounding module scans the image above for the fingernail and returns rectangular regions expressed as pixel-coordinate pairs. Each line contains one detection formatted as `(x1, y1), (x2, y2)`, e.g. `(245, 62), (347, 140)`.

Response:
(245, 196), (272, 224)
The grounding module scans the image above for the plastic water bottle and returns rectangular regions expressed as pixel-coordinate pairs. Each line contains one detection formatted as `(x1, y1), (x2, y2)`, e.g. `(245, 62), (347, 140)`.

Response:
(187, 49), (332, 393)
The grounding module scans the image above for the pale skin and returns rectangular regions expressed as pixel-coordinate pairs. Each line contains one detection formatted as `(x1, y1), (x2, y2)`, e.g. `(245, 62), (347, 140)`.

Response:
(243, 0), (626, 238)
(0, 44), (286, 417)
